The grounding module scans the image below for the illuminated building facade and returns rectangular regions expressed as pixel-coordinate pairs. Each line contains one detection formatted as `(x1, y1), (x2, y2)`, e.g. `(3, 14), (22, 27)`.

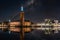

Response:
(9, 20), (32, 32)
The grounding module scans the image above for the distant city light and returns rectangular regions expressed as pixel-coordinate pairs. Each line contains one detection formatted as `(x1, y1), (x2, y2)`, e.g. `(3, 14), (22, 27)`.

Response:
(36, 23), (41, 26)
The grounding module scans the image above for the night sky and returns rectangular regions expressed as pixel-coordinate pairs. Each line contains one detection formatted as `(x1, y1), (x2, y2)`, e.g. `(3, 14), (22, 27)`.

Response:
(0, 0), (60, 23)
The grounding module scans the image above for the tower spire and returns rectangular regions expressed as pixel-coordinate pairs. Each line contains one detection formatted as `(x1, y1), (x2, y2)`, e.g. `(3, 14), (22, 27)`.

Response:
(21, 6), (24, 11)
(20, 5), (24, 40)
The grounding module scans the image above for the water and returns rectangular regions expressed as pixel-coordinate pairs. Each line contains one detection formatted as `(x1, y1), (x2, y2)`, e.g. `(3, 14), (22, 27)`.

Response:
(0, 30), (60, 40)
(0, 30), (20, 40)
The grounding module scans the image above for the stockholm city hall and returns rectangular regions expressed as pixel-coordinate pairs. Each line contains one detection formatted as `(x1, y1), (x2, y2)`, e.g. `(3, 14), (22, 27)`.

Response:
(0, 6), (32, 40)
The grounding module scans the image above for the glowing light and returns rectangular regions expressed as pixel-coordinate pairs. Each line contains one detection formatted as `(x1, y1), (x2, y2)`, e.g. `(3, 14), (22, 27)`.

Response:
(46, 24), (49, 26)
(41, 23), (45, 25)
(8, 31), (11, 34)
(21, 6), (24, 11)
(36, 23), (41, 26)
(9, 20), (11, 22)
